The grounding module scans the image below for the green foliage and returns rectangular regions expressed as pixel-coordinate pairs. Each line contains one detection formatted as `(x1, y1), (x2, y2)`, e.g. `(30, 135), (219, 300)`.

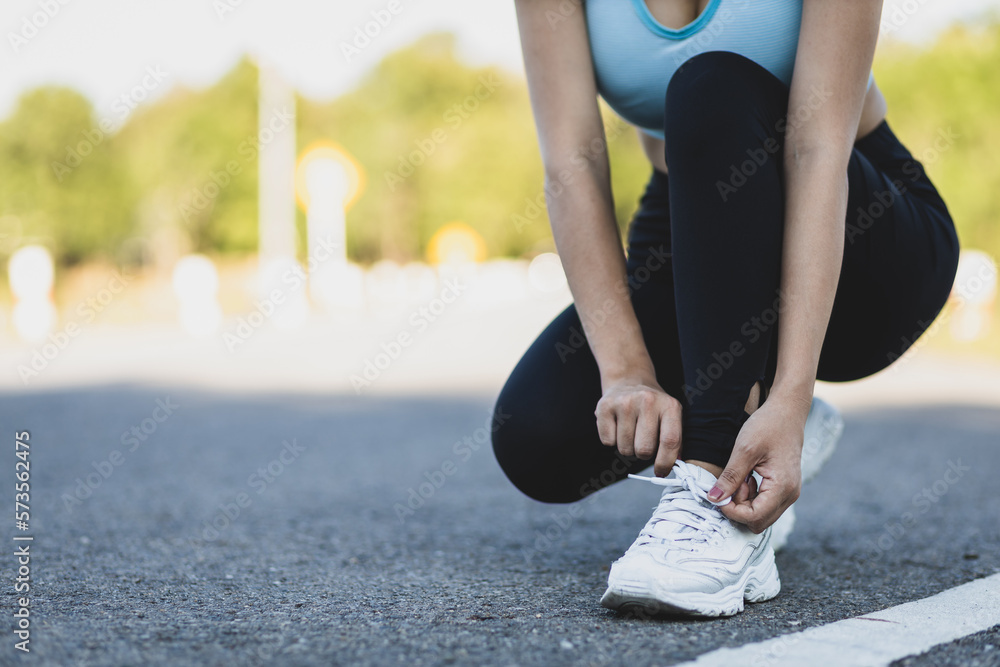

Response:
(0, 25), (998, 267)
(113, 57), (259, 254)
(875, 23), (1000, 257)
(0, 87), (135, 264)
(298, 32), (554, 262)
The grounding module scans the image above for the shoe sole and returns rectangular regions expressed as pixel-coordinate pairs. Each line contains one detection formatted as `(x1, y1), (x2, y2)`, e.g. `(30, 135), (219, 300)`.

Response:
(600, 544), (781, 618)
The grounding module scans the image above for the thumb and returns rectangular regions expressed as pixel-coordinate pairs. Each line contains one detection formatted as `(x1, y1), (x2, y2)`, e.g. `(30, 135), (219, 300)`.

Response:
(708, 446), (756, 503)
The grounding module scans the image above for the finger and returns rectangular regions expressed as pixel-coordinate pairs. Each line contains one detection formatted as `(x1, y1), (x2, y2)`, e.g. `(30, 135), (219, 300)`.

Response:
(732, 477), (754, 506)
(708, 444), (757, 504)
(595, 401), (616, 447)
(727, 474), (758, 517)
(719, 494), (758, 527)
(721, 486), (786, 533)
(633, 405), (659, 460)
(653, 407), (682, 477)
(615, 405), (637, 457)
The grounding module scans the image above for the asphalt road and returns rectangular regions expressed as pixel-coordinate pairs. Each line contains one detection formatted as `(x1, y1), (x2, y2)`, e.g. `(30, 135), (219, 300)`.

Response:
(2, 385), (999, 666)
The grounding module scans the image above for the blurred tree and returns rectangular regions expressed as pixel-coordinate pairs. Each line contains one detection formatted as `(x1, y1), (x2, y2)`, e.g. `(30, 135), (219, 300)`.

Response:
(113, 57), (259, 257)
(299, 31), (649, 263)
(875, 22), (1000, 256)
(1, 23), (997, 268)
(300, 32), (542, 263)
(0, 87), (135, 265)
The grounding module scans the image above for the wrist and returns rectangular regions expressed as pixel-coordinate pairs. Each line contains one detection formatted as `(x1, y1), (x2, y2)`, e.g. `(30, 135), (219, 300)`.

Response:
(771, 365), (815, 403)
(600, 359), (658, 391)
(767, 383), (813, 417)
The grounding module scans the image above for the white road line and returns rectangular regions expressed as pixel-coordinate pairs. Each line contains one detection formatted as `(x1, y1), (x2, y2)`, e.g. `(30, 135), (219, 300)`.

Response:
(678, 572), (1000, 667)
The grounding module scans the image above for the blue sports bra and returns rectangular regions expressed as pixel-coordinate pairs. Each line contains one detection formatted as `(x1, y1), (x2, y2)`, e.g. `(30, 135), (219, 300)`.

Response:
(585, 0), (875, 140)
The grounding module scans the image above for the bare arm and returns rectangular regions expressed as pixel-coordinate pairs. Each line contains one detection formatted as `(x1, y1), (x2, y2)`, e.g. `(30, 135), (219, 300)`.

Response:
(713, 0), (884, 529)
(514, 0), (681, 473)
(772, 0), (882, 403)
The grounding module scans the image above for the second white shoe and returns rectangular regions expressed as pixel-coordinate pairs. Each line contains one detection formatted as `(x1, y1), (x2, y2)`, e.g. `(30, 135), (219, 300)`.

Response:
(770, 396), (845, 552)
(600, 461), (780, 618)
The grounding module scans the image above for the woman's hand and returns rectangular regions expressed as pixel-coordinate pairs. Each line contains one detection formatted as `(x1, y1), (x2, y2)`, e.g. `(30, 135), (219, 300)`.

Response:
(708, 394), (812, 533)
(595, 377), (683, 477)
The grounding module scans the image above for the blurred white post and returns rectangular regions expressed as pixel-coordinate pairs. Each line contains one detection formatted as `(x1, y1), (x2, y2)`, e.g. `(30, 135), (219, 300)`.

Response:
(305, 157), (349, 269)
(257, 62), (297, 272)
(257, 61), (309, 329)
(172, 255), (222, 336)
(297, 146), (364, 309)
(9, 245), (57, 342)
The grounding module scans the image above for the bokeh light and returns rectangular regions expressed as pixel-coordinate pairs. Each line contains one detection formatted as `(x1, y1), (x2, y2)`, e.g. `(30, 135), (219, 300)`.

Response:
(8, 245), (56, 341)
(9, 245), (54, 301)
(294, 143), (365, 212)
(527, 252), (568, 293)
(951, 249), (998, 342)
(12, 300), (57, 343)
(426, 222), (487, 266)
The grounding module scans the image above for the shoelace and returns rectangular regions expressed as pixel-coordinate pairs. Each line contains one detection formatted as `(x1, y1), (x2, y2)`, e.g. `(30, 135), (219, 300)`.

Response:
(626, 461), (732, 551)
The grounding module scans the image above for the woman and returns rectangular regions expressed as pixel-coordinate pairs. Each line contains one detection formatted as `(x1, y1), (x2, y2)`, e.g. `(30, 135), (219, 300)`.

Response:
(491, 0), (960, 618)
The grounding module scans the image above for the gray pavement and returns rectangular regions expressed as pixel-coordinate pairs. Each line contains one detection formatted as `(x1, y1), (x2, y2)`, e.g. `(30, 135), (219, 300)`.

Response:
(894, 625), (1000, 667)
(2, 385), (999, 666)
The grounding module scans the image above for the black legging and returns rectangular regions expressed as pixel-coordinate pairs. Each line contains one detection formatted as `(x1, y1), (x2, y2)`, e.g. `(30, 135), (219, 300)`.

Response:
(492, 51), (960, 503)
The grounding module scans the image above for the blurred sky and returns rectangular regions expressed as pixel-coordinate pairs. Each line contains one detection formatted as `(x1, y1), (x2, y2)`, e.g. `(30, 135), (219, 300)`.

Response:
(1, 0), (999, 120)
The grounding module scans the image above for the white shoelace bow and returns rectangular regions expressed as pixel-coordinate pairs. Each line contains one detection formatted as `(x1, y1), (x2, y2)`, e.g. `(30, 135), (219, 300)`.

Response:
(627, 461), (732, 550)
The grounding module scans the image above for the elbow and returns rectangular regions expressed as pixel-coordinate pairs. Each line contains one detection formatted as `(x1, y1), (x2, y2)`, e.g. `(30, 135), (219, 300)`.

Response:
(544, 161), (607, 197)
(784, 141), (831, 168)
(543, 140), (610, 186)
(542, 165), (583, 198)
(784, 142), (852, 181)
(784, 130), (855, 174)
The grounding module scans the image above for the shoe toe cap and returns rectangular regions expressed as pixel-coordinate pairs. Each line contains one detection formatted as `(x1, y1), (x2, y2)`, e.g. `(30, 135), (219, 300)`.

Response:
(609, 551), (726, 596)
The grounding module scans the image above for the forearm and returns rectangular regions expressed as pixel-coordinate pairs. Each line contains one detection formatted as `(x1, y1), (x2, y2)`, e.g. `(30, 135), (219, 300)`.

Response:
(771, 152), (847, 408)
(770, 0), (881, 408)
(545, 166), (655, 388)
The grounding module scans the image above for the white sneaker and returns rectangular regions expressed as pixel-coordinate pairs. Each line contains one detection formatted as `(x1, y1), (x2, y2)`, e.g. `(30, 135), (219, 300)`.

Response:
(600, 461), (780, 618)
(800, 396), (844, 483)
(770, 396), (845, 552)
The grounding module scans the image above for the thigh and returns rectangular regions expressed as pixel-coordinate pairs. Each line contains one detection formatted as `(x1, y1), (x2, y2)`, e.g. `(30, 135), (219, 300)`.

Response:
(819, 122), (960, 381)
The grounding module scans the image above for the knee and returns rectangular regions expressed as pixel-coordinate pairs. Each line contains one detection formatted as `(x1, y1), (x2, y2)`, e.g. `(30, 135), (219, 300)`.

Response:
(490, 393), (585, 504)
(667, 51), (767, 111)
(491, 396), (555, 503)
(664, 51), (782, 152)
